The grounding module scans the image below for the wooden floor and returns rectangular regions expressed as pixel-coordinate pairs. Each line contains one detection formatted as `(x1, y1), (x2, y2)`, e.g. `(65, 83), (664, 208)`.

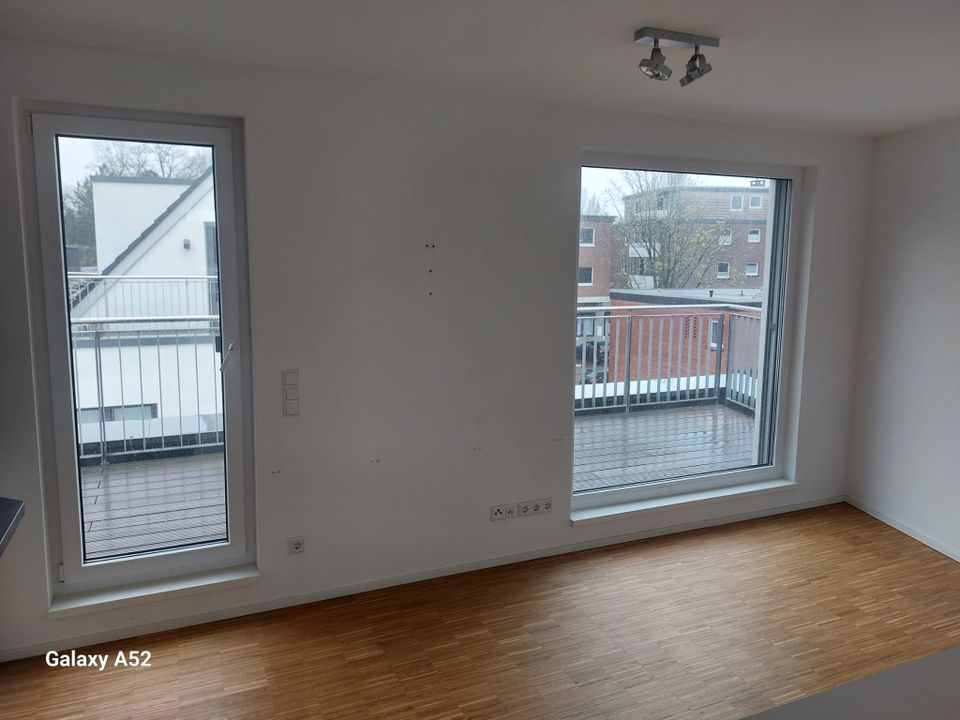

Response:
(574, 404), (755, 492)
(81, 454), (226, 560)
(4, 504), (960, 720)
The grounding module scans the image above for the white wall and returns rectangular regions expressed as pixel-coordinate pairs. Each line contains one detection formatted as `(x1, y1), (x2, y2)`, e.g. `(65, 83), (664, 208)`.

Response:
(848, 119), (960, 560)
(92, 179), (191, 270)
(0, 39), (873, 658)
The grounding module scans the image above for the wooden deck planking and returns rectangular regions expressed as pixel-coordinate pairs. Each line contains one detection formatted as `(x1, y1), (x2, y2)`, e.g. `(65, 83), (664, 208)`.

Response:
(4, 505), (960, 720)
(80, 454), (227, 559)
(574, 404), (755, 492)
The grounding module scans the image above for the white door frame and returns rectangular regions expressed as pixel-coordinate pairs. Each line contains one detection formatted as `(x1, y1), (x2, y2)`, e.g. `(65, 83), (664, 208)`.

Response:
(28, 109), (255, 592)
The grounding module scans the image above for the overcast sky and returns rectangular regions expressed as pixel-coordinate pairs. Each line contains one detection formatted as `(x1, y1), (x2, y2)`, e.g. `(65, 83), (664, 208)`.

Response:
(56, 136), (98, 192)
(580, 167), (764, 214)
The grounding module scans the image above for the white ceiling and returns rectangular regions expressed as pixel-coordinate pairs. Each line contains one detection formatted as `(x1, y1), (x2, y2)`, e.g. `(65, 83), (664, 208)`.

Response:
(2, 0), (959, 136)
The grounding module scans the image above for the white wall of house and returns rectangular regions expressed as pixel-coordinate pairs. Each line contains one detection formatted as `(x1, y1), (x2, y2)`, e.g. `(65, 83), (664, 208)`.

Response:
(847, 118), (960, 561)
(91, 178), (192, 271)
(74, 179), (217, 318)
(0, 39), (873, 658)
(114, 182), (214, 278)
(73, 338), (222, 449)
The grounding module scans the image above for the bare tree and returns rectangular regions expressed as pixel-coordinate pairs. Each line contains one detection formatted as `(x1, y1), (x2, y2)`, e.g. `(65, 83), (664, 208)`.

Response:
(604, 171), (732, 290)
(94, 140), (210, 179)
(580, 189), (605, 216)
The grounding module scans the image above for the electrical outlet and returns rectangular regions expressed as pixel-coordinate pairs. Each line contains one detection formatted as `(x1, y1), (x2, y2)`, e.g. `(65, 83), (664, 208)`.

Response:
(531, 497), (553, 514)
(287, 536), (305, 554)
(490, 503), (516, 521)
(519, 498), (553, 516)
(503, 503), (517, 519)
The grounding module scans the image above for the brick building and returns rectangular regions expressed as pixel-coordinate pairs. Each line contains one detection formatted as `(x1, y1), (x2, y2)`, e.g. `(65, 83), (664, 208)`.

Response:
(576, 215), (618, 300)
(620, 179), (771, 290)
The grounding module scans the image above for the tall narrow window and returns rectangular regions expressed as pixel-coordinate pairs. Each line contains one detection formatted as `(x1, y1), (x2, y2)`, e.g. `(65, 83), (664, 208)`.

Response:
(575, 166), (792, 497)
(30, 111), (253, 588)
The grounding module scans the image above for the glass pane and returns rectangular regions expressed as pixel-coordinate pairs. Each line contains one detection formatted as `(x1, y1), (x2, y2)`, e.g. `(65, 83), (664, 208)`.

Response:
(575, 168), (783, 493)
(56, 136), (227, 561)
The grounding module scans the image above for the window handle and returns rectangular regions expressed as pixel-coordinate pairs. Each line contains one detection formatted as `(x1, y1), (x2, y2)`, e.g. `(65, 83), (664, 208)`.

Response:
(219, 340), (237, 372)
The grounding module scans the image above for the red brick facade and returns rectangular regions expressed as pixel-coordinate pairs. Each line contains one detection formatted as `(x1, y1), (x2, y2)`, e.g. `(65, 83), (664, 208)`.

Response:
(577, 215), (617, 299)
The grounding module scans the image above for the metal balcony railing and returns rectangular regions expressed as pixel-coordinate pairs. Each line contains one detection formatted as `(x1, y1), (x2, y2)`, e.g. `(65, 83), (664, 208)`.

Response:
(574, 304), (763, 415)
(67, 274), (220, 320)
(70, 303), (224, 465)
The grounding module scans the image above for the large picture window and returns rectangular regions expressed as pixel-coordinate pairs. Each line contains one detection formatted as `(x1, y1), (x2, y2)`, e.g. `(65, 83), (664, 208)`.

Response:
(574, 166), (792, 499)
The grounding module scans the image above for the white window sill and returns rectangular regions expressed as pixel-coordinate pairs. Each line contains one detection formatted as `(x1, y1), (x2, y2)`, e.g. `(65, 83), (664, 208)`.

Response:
(49, 563), (259, 618)
(570, 479), (797, 526)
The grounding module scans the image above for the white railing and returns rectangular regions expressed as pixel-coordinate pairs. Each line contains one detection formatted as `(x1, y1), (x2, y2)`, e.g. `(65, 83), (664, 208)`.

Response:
(71, 316), (223, 464)
(574, 304), (763, 414)
(68, 274), (219, 320)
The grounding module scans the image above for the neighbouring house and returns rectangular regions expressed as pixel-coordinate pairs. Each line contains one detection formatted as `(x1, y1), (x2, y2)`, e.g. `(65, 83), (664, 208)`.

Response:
(68, 171), (224, 463)
(620, 180), (771, 290)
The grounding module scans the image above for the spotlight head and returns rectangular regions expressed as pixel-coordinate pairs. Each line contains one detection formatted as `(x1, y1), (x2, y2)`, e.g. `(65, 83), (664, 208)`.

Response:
(679, 48), (712, 87)
(639, 41), (672, 81)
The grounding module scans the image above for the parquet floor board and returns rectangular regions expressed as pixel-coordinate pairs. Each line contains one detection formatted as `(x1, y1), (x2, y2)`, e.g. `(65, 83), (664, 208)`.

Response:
(2, 504), (959, 719)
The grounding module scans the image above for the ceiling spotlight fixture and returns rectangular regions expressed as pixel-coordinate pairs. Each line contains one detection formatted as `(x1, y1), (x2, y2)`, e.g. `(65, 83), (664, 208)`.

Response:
(634, 27), (719, 86)
(639, 38), (672, 81)
(679, 45), (713, 87)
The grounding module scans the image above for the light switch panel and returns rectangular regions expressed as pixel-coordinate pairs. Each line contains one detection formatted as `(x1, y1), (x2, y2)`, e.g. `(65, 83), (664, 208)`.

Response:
(283, 370), (300, 416)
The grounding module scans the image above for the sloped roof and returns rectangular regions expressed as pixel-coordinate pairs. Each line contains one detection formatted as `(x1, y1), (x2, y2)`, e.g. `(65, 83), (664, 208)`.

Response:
(99, 168), (213, 276)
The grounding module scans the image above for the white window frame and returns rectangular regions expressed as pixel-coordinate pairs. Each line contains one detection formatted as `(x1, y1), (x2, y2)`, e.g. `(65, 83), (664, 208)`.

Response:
(579, 227), (595, 246)
(748, 228), (762, 243)
(746, 262), (760, 276)
(719, 230), (733, 245)
(716, 262), (731, 279)
(22, 106), (255, 595)
(575, 152), (805, 514)
(577, 266), (594, 286)
(750, 195), (763, 209)
(730, 194), (744, 211)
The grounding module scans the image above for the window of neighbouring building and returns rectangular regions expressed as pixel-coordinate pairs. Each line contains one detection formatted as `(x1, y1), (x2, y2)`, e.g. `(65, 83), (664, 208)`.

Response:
(625, 257), (645, 275)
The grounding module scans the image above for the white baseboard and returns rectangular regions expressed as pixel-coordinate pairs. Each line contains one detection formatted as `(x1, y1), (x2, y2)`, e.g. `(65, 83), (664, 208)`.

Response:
(844, 495), (960, 563)
(0, 494), (844, 663)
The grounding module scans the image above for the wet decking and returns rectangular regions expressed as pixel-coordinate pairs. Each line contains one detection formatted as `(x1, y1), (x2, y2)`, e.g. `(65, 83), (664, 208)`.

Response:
(80, 452), (226, 560)
(77, 405), (753, 558)
(573, 404), (756, 492)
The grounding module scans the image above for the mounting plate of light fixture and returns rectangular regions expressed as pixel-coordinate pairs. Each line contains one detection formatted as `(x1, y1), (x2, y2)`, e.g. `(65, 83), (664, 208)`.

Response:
(633, 27), (719, 49)
(634, 27), (719, 86)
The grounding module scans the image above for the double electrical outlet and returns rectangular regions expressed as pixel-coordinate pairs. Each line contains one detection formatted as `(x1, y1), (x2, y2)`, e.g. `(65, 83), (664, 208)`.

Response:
(490, 497), (553, 521)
